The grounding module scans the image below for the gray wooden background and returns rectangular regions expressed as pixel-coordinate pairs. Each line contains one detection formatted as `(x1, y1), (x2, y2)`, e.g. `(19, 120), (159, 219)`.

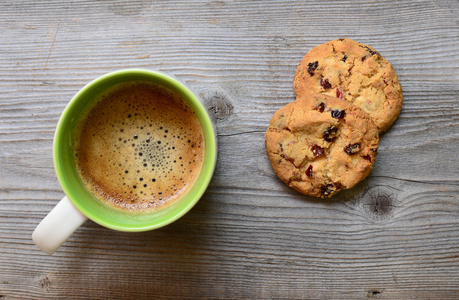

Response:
(1, 0), (458, 299)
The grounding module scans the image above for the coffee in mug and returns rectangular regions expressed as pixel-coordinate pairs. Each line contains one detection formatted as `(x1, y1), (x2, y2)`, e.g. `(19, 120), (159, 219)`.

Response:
(73, 81), (205, 212)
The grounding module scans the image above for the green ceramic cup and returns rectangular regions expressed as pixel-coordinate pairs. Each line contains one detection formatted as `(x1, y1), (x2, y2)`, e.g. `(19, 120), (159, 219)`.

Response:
(32, 69), (217, 254)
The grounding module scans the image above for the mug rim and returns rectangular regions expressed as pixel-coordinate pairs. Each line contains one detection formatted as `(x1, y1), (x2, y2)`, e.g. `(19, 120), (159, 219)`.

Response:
(53, 69), (217, 231)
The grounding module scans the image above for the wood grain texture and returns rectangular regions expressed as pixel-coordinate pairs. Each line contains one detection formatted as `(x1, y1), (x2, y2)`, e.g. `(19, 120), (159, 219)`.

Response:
(1, 0), (458, 299)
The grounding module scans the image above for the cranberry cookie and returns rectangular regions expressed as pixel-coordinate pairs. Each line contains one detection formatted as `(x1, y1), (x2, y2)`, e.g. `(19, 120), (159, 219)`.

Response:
(294, 38), (402, 133)
(265, 94), (379, 198)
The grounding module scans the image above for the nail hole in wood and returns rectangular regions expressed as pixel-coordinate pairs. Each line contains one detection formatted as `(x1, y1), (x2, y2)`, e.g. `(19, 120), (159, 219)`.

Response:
(367, 288), (384, 298)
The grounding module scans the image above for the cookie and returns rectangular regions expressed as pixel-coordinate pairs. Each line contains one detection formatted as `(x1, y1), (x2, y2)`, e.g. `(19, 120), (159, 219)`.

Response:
(265, 94), (379, 198)
(294, 38), (403, 133)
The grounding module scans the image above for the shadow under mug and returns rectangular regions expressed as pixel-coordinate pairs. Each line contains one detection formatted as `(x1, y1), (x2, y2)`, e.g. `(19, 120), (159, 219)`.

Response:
(32, 69), (217, 255)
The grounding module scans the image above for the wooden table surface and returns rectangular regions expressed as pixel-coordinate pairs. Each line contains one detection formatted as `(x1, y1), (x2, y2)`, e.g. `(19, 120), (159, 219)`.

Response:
(1, 1), (458, 299)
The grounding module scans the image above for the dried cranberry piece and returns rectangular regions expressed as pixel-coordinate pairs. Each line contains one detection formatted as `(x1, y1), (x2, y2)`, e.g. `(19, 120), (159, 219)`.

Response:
(320, 184), (335, 196)
(323, 126), (338, 142)
(342, 54), (347, 62)
(336, 88), (343, 99)
(306, 165), (313, 178)
(311, 144), (325, 157)
(361, 56), (367, 62)
(320, 77), (332, 89)
(316, 102), (325, 113)
(363, 155), (372, 162)
(281, 154), (295, 164)
(344, 143), (360, 155)
(307, 61), (319, 76)
(364, 46), (378, 56)
(331, 109), (346, 119)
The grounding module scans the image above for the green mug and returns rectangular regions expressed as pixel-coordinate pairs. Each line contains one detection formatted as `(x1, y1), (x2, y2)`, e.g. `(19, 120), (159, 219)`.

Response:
(32, 69), (217, 254)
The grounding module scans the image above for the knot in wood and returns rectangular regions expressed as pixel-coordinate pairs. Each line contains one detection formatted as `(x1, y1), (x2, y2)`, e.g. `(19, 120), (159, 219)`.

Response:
(205, 91), (234, 121)
(39, 276), (51, 292)
(370, 194), (392, 215)
(362, 187), (396, 220)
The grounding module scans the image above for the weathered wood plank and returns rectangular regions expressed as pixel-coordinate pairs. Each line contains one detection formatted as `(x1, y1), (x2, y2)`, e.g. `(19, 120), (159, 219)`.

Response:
(1, 178), (458, 299)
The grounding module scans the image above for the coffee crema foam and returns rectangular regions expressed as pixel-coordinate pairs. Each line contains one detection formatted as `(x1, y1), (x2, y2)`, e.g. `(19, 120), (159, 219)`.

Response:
(73, 81), (205, 212)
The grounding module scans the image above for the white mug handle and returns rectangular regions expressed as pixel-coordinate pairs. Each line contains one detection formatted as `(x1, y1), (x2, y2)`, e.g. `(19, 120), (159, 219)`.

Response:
(32, 196), (88, 254)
